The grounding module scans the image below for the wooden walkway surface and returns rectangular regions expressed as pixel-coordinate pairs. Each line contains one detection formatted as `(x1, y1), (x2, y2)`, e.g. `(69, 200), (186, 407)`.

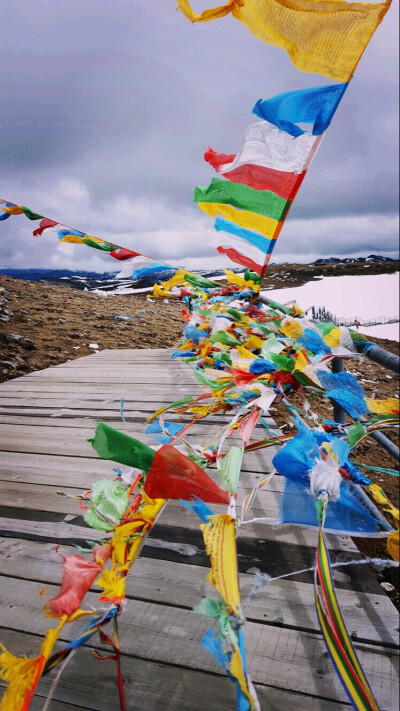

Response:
(0, 348), (398, 710)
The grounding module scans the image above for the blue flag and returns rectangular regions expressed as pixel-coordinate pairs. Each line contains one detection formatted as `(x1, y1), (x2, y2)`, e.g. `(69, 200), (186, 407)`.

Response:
(253, 83), (348, 137)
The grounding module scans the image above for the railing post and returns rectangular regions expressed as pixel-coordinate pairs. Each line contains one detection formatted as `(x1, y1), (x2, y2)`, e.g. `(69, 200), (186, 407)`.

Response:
(357, 344), (400, 375)
(369, 431), (400, 463)
(331, 357), (347, 424)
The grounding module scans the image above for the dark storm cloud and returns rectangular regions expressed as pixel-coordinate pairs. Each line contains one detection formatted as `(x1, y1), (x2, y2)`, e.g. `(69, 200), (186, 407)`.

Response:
(0, 0), (398, 269)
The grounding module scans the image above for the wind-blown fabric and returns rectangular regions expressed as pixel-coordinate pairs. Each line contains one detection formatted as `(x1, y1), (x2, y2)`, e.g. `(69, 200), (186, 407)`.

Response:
(177, 0), (391, 81)
(0, 196), (176, 280)
(116, 255), (175, 279)
(214, 217), (275, 253)
(48, 555), (102, 617)
(197, 118), (322, 272)
(216, 121), (319, 175)
(199, 201), (282, 239)
(214, 220), (275, 273)
(252, 83), (348, 137)
(194, 176), (291, 220)
(217, 243), (265, 275)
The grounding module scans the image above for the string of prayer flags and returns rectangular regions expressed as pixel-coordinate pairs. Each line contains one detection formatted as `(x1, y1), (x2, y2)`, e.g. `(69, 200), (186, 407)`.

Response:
(0, 196), (176, 280)
(177, 0), (391, 81)
(2, 269), (397, 709)
(198, 114), (324, 272)
(1, 0), (396, 703)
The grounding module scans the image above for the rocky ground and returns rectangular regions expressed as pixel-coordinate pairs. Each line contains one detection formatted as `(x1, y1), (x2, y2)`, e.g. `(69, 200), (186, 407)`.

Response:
(0, 271), (399, 605)
(0, 276), (183, 381)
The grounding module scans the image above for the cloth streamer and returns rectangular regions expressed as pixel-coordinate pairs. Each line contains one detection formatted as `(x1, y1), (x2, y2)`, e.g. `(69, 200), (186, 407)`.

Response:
(315, 527), (380, 709)
(144, 444), (230, 503)
(48, 555), (102, 617)
(252, 83), (348, 137)
(195, 177), (291, 221)
(177, 0), (391, 81)
(210, 121), (318, 176)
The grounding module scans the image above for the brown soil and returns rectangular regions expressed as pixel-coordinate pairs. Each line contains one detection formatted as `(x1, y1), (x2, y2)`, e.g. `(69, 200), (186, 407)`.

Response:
(0, 275), (183, 382)
(1, 273), (399, 606)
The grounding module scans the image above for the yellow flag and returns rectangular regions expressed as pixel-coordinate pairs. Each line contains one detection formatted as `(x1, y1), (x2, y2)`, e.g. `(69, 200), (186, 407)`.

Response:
(201, 514), (240, 614)
(237, 345), (258, 359)
(281, 318), (303, 339)
(161, 268), (189, 291)
(0, 618), (66, 711)
(3, 205), (24, 215)
(229, 647), (255, 709)
(324, 326), (342, 348)
(387, 531), (399, 561)
(153, 283), (170, 298)
(199, 202), (279, 239)
(177, 0), (391, 81)
(364, 397), (399, 415)
(224, 270), (258, 292)
(294, 350), (308, 371)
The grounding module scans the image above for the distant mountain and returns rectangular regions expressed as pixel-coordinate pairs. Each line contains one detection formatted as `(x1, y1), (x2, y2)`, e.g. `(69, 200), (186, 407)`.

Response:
(312, 255), (395, 265)
(0, 268), (117, 281)
(0, 266), (242, 292)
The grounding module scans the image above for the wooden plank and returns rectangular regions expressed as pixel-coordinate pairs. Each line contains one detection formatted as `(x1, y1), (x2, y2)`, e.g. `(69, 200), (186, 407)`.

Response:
(0, 480), (281, 522)
(0, 577), (397, 708)
(0, 427), (279, 475)
(0, 348), (397, 709)
(0, 412), (262, 431)
(0, 465), (284, 493)
(0, 510), (363, 573)
(0, 421), (274, 444)
(0, 475), (361, 556)
(0, 416), (274, 435)
(0, 537), (396, 646)
(0, 450), (281, 480)
(0, 629), (347, 711)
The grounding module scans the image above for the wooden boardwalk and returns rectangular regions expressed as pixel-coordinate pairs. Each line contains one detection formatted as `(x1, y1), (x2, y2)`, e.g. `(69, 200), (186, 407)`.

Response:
(0, 349), (398, 710)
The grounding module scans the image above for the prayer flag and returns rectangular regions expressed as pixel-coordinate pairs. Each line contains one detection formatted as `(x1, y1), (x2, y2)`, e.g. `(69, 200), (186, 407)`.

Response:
(177, 0), (391, 81)
(252, 83), (348, 137)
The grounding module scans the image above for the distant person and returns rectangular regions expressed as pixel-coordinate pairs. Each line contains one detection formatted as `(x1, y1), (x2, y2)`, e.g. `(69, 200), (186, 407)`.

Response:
(354, 318), (360, 330)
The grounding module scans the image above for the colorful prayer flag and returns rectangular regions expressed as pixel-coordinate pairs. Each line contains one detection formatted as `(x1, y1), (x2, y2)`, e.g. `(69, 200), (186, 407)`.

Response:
(177, 0), (391, 81)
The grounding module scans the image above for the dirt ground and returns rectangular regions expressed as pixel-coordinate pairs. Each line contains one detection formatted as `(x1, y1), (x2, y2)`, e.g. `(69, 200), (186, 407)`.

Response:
(0, 276), (183, 381)
(0, 274), (399, 606)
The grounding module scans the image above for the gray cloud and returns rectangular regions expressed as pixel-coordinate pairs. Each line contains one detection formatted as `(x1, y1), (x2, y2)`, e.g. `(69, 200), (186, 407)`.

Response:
(0, 0), (398, 270)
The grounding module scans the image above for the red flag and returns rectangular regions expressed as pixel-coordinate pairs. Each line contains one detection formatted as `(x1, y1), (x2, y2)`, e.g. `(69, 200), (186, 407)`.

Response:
(49, 555), (101, 617)
(33, 218), (58, 236)
(110, 248), (141, 260)
(144, 444), (229, 503)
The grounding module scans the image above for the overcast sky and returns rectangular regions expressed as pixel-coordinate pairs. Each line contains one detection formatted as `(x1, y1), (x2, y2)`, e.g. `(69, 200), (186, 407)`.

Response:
(0, 0), (398, 272)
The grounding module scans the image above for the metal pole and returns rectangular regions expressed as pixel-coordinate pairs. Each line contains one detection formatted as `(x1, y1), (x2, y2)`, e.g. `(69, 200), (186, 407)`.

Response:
(369, 430), (400, 463)
(331, 357), (347, 424)
(353, 483), (394, 532)
(358, 344), (400, 375)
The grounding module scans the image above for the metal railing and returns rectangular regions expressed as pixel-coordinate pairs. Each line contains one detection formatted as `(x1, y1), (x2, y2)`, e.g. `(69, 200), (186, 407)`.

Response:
(259, 294), (400, 463)
(310, 305), (399, 328)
